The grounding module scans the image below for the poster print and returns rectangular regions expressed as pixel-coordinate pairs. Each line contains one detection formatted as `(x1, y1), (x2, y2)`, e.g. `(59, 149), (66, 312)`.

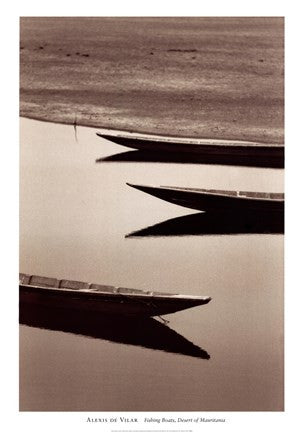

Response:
(19, 16), (284, 415)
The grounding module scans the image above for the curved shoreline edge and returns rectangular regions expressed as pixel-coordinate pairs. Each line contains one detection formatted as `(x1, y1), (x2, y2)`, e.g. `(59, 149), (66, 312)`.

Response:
(20, 115), (284, 146)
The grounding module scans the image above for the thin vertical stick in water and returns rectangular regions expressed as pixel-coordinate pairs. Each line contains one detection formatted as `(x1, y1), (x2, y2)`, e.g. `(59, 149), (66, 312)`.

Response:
(73, 115), (78, 142)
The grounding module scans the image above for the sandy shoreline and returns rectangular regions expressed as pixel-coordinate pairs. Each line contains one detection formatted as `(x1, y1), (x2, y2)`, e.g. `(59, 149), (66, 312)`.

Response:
(20, 17), (284, 144)
(20, 114), (284, 146)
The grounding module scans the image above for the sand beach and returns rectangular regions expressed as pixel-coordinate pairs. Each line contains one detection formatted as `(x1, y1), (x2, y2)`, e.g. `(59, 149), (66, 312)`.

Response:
(20, 17), (284, 143)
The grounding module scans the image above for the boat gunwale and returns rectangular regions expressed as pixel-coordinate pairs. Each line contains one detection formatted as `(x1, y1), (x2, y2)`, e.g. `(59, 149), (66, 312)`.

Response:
(96, 131), (284, 148)
(160, 186), (284, 202)
(19, 283), (211, 302)
(128, 183), (285, 203)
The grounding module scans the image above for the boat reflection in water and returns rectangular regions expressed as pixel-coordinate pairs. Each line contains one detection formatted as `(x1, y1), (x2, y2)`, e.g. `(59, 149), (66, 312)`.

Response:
(19, 303), (210, 360)
(126, 210), (284, 238)
(96, 150), (284, 169)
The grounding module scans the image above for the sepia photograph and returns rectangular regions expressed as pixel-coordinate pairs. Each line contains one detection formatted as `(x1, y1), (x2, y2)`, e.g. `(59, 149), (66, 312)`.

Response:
(18, 14), (284, 416)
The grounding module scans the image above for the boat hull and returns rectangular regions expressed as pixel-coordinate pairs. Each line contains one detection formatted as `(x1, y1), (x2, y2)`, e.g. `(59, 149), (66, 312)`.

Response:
(19, 277), (211, 317)
(127, 184), (284, 213)
(97, 133), (284, 160)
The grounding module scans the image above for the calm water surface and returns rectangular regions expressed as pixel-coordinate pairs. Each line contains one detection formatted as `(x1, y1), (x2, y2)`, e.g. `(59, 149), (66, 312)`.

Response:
(19, 118), (284, 411)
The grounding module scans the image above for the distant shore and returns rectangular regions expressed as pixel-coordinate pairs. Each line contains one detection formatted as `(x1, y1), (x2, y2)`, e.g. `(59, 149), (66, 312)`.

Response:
(20, 17), (284, 144)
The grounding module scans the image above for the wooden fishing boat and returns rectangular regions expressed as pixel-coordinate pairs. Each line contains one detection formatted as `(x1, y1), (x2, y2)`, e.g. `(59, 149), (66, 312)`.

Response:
(126, 183), (284, 213)
(19, 274), (211, 317)
(96, 129), (284, 160)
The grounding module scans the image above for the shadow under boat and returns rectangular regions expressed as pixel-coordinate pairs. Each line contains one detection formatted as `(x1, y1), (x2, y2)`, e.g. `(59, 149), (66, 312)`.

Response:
(96, 150), (284, 169)
(126, 210), (284, 238)
(19, 303), (210, 360)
